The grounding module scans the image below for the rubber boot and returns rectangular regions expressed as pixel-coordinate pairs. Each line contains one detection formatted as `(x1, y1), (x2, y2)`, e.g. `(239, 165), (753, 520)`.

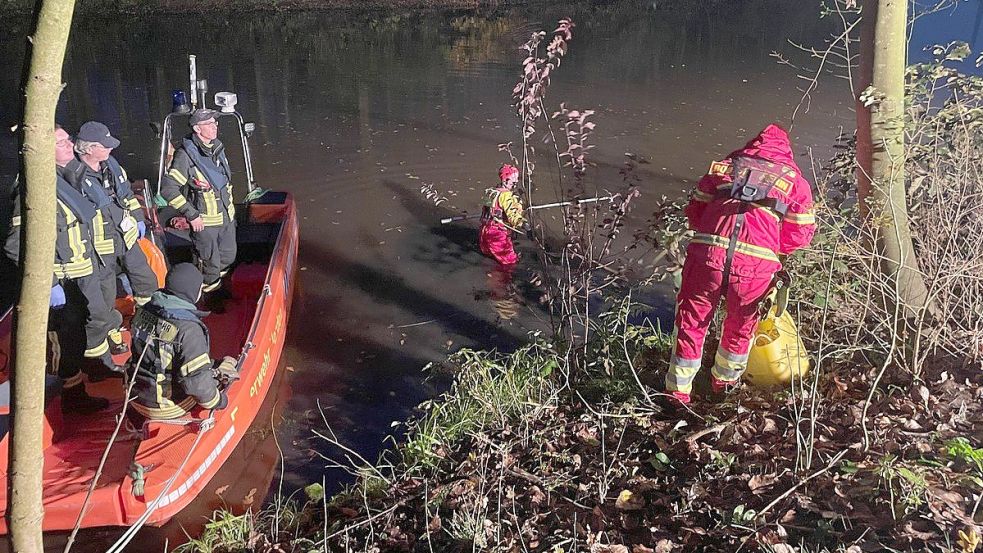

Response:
(202, 286), (232, 314)
(87, 352), (125, 382)
(62, 383), (109, 414)
(709, 376), (740, 402)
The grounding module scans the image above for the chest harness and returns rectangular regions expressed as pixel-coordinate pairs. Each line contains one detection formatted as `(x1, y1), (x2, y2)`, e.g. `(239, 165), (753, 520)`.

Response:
(713, 156), (794, 286)
(183, 139), (232, 211)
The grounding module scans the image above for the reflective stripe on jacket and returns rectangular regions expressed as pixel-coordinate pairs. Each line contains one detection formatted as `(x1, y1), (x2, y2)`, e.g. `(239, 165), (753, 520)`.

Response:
(4, 174), (97, 283)
(161, 136), (235, 228)
(684, 125), (816, 275)
(130, 293), (223, 419)
(64, 156), (141, 255)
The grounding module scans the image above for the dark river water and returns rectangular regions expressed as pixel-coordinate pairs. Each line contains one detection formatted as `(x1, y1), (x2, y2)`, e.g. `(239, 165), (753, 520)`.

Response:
(0, 0), (974, 548)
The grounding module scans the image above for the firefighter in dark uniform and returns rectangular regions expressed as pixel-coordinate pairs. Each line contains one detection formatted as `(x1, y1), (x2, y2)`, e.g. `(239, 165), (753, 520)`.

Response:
(160, 109), (237, 294)
(72, 121), (159, 317)
(129, 263), (232, 420)
(4, 126), (116, 412)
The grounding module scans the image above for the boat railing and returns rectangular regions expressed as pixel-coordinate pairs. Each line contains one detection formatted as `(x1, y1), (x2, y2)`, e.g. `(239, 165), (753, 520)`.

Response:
(238, 282), (273, 367)
(236, 198), (291, 370)
(153, 110), (257, 201)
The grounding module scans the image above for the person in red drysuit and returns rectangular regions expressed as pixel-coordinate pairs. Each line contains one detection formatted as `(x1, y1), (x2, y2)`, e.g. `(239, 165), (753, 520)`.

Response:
(664, 124), (816, 405)
(479, 164), (527, 266)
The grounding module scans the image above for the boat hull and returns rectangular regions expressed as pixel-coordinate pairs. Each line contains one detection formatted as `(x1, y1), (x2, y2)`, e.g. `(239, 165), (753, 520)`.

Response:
(0, 192), (299, 532)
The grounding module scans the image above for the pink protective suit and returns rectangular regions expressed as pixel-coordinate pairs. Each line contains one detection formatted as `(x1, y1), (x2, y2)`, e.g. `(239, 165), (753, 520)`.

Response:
(479, 224), (518, 266)
(666, 125), (816, 401)
(479, 186), (524, 266)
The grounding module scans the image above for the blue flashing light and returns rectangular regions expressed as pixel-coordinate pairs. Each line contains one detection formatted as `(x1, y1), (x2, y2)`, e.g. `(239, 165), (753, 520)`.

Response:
(172, 90), (191, 114)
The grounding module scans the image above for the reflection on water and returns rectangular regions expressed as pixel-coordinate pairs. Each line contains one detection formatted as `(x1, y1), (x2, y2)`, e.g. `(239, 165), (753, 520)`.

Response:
(0, 0), (929, 545)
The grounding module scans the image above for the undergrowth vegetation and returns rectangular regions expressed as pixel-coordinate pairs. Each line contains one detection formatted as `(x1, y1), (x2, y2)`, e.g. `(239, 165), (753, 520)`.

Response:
(183, 15), (982, 553)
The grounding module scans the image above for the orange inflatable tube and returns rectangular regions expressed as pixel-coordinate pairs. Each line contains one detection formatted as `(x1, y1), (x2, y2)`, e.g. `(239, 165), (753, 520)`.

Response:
(138, 237), (168, 288)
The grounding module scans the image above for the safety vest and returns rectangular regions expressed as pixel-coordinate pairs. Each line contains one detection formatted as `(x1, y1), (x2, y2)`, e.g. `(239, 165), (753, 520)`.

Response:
(481, 188), (505, 223)
(706, 156), (798, 273)
(105, 156), (143, 214)
(81, 167), (138, 256)
(182, 138), (235, 227)
(712, 156), (795, 218)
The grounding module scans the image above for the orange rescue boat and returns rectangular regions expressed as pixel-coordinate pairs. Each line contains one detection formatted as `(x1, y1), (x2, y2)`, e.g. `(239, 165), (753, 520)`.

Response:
(0, 60), (299, 534)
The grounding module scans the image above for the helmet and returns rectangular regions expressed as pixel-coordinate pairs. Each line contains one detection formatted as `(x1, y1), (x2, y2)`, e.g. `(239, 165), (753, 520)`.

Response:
(498, 164), (520, 182)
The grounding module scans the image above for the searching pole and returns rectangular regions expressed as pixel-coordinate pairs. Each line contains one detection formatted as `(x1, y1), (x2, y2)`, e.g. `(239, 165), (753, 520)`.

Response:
(439, 195), (614, 225)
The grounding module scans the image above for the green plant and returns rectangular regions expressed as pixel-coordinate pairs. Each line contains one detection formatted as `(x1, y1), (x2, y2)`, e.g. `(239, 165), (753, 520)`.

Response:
(874, 454), (929, 519)
(946, 437), (983, 474)
(945, 437), (983, 495)
(175, 511), (255, 553)
(726, 503), (758, 528)
(400, 339), (562, 470)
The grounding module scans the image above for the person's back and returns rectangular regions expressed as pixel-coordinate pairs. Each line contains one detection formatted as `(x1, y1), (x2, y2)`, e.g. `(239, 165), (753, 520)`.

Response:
(663, 124), (816, 406)
(130, 263), (226, 420)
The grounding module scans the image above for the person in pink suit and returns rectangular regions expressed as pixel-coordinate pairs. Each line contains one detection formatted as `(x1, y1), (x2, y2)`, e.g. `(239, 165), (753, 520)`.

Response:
(479, 164), (527, 266)
(665, 124), (816, 405)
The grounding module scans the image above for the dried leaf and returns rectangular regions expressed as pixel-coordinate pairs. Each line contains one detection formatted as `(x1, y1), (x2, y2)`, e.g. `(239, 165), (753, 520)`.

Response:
(591, 545), (629, 553)
(748, 474), (777, 493)
(615, 489), (645, 511)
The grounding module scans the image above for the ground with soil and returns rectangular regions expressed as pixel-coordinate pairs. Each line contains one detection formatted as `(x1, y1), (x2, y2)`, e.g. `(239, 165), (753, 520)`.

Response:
(191, 336), (982, 552)
(314, 362), (980, 552)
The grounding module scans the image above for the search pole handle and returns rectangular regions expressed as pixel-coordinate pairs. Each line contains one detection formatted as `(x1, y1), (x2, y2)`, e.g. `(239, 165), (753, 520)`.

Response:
(440, 213), (482, 225)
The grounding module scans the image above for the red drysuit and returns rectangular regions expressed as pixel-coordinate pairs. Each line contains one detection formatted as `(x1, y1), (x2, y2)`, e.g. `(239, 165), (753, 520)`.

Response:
(479, 186), (525, 266)
(665, 125), (816, 402)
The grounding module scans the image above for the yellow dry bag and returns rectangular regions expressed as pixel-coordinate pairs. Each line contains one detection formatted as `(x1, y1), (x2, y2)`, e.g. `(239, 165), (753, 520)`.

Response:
(744, 306), (810, 387)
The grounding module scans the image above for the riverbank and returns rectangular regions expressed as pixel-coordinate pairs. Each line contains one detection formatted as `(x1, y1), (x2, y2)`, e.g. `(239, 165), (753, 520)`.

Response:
(173, 16), (983, 553)
(182, 311), (982, 552)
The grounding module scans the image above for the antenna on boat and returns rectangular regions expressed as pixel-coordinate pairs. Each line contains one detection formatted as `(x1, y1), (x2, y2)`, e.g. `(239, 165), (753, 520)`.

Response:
(189, 55), (198, 110)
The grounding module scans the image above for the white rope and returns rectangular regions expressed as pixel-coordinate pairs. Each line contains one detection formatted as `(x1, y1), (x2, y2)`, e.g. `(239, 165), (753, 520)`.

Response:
(63, 337), (154, 553)
(103, 412), (213, 553)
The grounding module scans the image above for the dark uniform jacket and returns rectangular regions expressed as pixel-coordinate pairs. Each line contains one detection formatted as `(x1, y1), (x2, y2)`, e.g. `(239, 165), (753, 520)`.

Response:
(4, 172), (99, 285)
(161, 135), (235, 228)
(60, 156), (144, 258)
(130, 291), (224, 419)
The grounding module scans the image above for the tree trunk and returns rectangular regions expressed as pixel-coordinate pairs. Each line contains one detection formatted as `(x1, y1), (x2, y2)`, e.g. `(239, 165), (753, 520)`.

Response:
(9, 0), (76, 551)
(855, 0), (930, 314)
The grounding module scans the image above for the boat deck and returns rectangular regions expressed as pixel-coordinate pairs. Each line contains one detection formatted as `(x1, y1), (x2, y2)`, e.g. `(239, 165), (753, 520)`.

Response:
(0, 261), (267, 528)
(0, 195), (298, 532)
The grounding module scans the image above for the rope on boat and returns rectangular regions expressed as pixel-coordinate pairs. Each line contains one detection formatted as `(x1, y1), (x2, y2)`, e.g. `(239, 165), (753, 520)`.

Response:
(63, 336), (154, 553)
(103, 411), (214, 553)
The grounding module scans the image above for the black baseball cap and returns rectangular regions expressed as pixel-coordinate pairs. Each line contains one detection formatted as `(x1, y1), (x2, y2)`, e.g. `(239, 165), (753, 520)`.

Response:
(77, 121), (120, 149)
(189, 108), (219, 126)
